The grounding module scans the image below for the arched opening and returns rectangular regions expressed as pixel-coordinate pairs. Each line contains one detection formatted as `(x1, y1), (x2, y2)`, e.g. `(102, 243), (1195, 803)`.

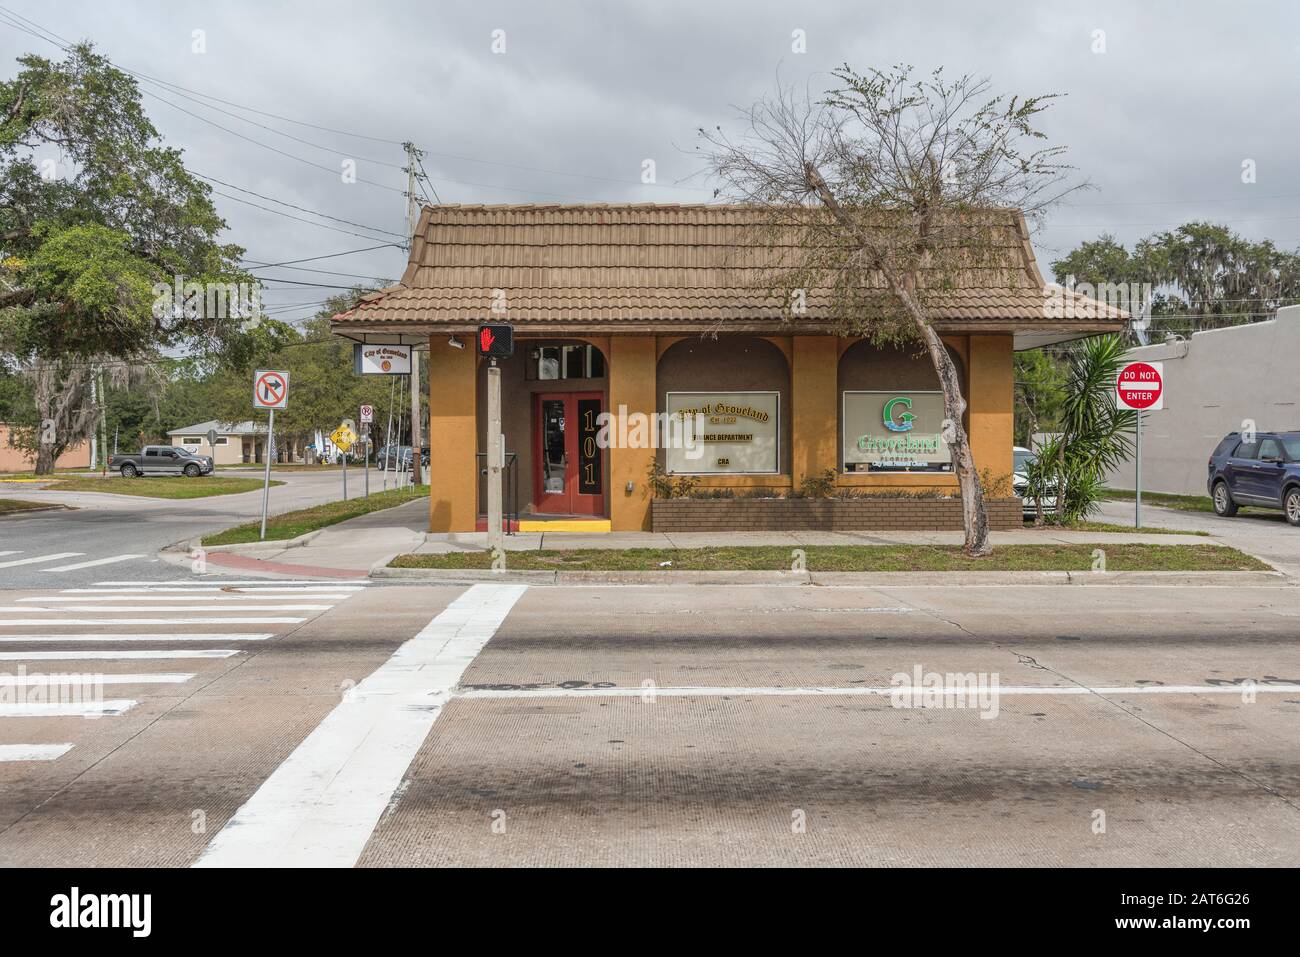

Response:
(656, 336), (791, 476)
(477, 338), (609, 518)
(837, 339), (965, 475)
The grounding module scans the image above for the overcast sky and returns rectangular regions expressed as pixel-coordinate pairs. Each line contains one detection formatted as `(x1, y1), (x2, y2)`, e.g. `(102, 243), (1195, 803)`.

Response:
(5, 1), (1298, 324)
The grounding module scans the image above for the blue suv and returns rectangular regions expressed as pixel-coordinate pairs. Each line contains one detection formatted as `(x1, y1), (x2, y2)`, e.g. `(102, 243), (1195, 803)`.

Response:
(1207, 431), (1300, 526)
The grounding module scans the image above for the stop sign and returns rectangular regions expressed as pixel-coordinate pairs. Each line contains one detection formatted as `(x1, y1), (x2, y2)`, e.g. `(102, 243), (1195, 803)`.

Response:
(1116, 361), (1164, 411)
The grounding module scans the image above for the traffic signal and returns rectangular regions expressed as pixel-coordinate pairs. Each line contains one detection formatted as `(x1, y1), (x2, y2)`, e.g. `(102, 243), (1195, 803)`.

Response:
(477, 323), (514, 358)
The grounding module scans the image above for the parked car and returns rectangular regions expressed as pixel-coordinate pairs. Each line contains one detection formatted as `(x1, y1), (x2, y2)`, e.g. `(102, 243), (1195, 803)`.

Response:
(375, 444), (411, 470)
(1012, 446), (1058, 518)
(108, 445), (214, 478)
(1207, 431), (1300, 526)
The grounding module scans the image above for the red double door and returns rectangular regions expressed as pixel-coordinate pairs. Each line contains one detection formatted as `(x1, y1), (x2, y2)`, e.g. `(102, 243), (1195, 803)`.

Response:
(533, 392), (604, 515)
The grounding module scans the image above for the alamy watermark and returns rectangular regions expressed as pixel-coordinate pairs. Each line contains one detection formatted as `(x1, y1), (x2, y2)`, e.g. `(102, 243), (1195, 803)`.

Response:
(889, 665), (1001, 719)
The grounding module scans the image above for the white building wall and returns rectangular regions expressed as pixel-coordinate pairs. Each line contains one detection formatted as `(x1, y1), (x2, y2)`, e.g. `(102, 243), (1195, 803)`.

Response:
(1106, 305), (1300, 496)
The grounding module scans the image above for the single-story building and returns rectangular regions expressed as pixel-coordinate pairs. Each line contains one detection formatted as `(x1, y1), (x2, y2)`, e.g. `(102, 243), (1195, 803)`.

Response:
(168, 420), (268, 465)
(331, 203), (1125, 532)
(0, 423), (90, 472)
(1106, 304), (1300, 496)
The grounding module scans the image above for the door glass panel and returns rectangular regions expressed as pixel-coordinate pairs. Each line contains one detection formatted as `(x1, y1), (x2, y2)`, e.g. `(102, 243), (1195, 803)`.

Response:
(541, 399), (566, 495)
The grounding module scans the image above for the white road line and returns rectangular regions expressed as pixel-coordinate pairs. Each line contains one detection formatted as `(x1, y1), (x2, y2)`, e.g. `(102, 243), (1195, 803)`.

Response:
(94, 580), (370, 587)
(0, 650), (238, 660)
(0, 744), (73, 762)
(0, 672), (195, 686)
(0, 700), (135, 717)
(26, 595), (353, 603)
(43, 554), (145, 572)
(0, 552), (83, 569)
(0, 618), (303, 626)
(0, 604), (332, 612)
(0, 551), (21, 558)
(0, 633), (272, 642)
(196, 582), (528, 869)
(456, 683), (1300, 700)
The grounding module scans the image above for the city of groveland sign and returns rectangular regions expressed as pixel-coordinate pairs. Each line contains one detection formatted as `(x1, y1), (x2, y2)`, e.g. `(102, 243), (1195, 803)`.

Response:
(671, 402), (771, 423)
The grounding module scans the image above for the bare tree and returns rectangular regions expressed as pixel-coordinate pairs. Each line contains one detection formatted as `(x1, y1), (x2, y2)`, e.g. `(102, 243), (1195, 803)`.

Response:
(699, 65), (1081, 556)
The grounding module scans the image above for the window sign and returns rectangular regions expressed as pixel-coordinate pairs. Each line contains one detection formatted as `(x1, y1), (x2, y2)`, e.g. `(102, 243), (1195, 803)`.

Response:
(842, 391), (953, 472)
(665, 391), (779, 474)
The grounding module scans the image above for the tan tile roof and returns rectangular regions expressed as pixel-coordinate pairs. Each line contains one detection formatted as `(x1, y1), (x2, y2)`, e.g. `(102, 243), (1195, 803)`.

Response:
(331, 204), (1128, 334)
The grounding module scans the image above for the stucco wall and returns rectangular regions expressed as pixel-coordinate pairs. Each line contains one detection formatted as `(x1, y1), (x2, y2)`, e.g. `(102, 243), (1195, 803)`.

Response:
(171, 435), (246, 465)
(0, 424), (90, 472)
(1105, 306), (1300, 496)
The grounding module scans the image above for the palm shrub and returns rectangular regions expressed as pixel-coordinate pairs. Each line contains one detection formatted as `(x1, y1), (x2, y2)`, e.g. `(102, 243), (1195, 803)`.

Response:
(1026, 335), (1136, 524)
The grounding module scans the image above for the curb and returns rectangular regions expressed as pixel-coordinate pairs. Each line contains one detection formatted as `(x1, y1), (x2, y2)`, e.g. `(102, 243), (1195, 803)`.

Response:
(192, 529), (324, 554)
(368, 567), (1291, 586)
(0, 501), (72, 515)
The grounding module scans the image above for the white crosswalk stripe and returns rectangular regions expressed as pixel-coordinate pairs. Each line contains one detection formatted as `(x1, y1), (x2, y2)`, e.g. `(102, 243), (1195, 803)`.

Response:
(0, 552), (84, 569)
(24, 594), (356, 602)
(0, 579), (368, 763)
(0, 672), (195, 686)
(0, 744), (73, 762)
(0, 633), (273, 642)
(43, 554), (146, 572)
(0, 650), (238, 660)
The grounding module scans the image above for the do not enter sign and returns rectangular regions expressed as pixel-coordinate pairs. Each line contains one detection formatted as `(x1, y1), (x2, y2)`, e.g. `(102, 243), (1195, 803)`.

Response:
(1116, 361), (1163, 411)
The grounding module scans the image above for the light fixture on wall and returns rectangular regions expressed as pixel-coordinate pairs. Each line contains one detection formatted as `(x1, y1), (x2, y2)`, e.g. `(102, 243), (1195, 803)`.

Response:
(447, 336), (464, 350)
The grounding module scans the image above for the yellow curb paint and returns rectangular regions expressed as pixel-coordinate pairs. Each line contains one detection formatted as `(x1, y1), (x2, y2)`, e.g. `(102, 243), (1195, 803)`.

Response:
(518, 519), (612, 533)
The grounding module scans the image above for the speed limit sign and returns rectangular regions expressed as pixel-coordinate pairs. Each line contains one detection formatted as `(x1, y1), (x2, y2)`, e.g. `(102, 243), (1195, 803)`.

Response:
(359, 404), (374, 424)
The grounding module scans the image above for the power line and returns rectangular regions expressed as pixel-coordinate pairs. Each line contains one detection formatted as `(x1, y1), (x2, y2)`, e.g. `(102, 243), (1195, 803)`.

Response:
(210, 190), (400, 243)
(192, 172), (406, 238)
(239, 244), (401, 268)
(0, 4), (403, 146)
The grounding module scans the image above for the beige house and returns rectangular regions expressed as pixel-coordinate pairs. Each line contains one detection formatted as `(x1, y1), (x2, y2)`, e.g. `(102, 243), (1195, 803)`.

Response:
(168, 420), (267, 465)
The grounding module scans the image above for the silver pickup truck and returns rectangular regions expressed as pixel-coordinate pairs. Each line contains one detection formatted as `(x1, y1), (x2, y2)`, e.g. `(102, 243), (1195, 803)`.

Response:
(108, 446), (215, 478)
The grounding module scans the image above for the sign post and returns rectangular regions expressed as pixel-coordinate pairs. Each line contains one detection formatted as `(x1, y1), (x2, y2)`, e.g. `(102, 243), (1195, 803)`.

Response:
(252, 370), (290, 540)
(478, 324), (514, 551)
(330, 422), (358, 502)
(1115, 361), (1164, 530)
(360, 405), (373, 498)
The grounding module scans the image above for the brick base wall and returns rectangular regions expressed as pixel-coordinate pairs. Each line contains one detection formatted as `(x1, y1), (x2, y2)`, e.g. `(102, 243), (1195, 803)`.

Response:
(650, 498), (1023, 532)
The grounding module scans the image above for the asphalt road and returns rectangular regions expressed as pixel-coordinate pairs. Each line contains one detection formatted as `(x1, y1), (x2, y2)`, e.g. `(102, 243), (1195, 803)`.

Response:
(0, 468), (402, 587)
(1, 578), (1296, 867)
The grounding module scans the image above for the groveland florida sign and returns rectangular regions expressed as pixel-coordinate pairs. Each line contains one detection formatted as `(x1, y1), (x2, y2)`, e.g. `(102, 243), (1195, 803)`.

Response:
(842, 391), (952, 472)
(665, 391), (780, 474)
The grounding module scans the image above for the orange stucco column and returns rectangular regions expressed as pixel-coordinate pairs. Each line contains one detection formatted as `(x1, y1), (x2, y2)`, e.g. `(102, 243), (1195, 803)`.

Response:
(426, 336), (478, 532)
(609, 336), (657, 531)
(792, 335), (839, 484)
(967, 334), (1014, 489)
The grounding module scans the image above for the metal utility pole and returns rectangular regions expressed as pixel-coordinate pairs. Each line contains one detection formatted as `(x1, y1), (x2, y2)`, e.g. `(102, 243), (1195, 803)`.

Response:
(404, 140), (425, 487)
(88, 368), (97, 471)
(487, 359), (504, 552)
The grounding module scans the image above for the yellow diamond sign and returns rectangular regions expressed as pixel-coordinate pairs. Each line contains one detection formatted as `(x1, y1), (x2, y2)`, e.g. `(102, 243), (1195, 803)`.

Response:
(330, 424), (358, 453)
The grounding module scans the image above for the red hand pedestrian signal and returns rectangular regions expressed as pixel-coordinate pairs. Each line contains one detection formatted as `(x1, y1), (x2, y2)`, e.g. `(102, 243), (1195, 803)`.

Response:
(476, 323), (514, 358)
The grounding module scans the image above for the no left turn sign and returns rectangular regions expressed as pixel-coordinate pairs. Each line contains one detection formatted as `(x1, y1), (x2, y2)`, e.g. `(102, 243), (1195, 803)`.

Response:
(253, 369), (290, 410)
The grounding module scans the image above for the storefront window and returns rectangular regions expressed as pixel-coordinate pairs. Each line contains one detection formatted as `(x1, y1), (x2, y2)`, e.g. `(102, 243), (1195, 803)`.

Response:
(528, 344), (606, 380)
(842, 391), (953, 473)
(664, 391), (780, 474)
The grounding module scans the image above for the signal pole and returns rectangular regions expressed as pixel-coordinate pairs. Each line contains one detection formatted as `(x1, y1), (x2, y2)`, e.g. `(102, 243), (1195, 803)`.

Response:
(404, 141), (425, 486)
